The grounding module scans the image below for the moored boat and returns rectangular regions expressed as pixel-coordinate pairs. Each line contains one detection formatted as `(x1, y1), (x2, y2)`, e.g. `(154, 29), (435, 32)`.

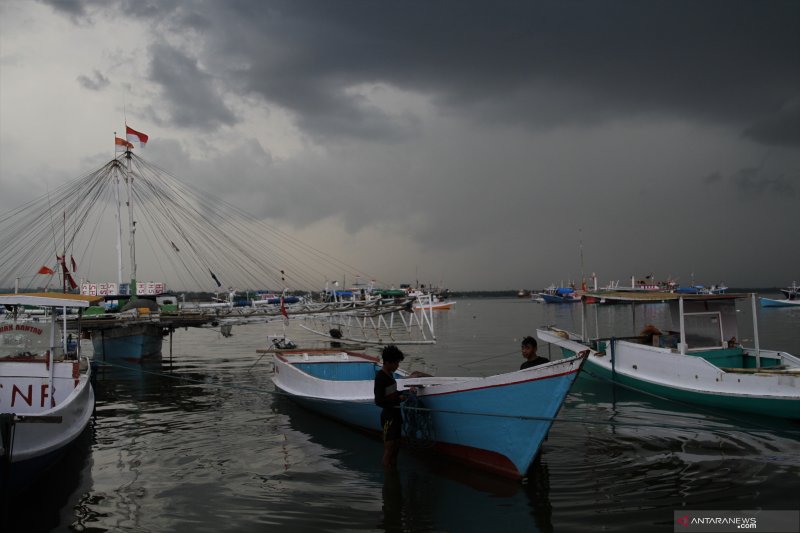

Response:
(538, 285), (581, 303)
(0, 292), (100, 493)
(272, 348), (587, 478)
(414, 297), (456, 311)
(674, 284), (728, 295)
(760, 297), (800, 308)
(760, 282), (800, 307)
(779, 281), (800, 300)
(614, 274), (678, 293)
(537, 291), (800, 419)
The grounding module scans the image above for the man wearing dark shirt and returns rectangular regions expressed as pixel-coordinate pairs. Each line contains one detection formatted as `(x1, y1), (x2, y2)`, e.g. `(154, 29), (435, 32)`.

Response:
(520, 336), (550, 369)
(374, 345), (406, 468)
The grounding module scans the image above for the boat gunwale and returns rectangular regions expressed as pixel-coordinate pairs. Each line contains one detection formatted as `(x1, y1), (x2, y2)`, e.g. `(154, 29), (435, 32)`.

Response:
(274, 351), (587, 399)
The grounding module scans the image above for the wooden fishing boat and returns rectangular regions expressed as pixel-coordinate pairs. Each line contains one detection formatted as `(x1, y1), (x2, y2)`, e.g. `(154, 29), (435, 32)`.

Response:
(272, 348), (587, 479)
(537, 292), (800, 419)
(761, 282), (800, 307)
(0, 293), (100, 492)
(760, 297), (800, 308)
(779, 281), (800, 300)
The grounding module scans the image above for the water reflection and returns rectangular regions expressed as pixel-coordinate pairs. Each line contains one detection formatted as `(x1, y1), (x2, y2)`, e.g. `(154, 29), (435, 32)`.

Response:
(274, 396), (555, 532)
(546, 372), (800, 530)
(2, 423), (94, 532)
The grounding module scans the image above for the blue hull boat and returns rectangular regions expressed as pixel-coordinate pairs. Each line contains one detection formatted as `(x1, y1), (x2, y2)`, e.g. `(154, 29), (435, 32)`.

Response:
(760, 297), (800, 308)
(272, 349), (586, 478)
(91, 322), (163, 363)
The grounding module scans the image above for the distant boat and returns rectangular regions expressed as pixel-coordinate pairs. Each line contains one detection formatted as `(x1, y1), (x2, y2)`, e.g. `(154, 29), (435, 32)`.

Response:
(272, 348), (587, 478)
(253, 292), (301, 305)
(414, 297), (456, 311)
(760, 297), (800, 308)
(0, 292), (100, 492)
(674, 284), (728, 295)
(538, 291), (800, 420)
(760, 282), (800, 308)
(405, 288), (456, 311)
(538, 286), (580, 303)
(614, 274), (678, 292)
(87, 298), (164, 363)
(779, 281), (799, 300)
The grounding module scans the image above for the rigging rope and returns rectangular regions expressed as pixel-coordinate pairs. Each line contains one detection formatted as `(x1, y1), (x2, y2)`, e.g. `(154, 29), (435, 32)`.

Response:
(0, 152), (396, 292)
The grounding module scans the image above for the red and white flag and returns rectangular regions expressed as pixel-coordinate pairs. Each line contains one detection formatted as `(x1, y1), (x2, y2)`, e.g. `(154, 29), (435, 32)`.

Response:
(280, 296), (289, 319)
(126, 125), (149, 147)
(115, 136), (134, 151)
(38, 265), (55, 275)
(56, 255), (78, 290)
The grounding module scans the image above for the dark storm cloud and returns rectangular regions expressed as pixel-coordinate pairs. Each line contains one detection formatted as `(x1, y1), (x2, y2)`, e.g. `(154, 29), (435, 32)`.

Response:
(147, 41), (238, 129)
(729, 166), (798, 197)
(743, 97), (800, 147)
(41, 0), (800, 146)
(39, 0), (86, 17)
(76, 70), (109, 91)
(702, 171), (724, 185)
(211, 0), (800, 144)
(39, 0), (181, 20)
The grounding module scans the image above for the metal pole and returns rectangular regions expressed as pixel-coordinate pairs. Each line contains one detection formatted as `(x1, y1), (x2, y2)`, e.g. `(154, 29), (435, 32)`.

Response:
(62, 306), (68, 355)
(580, 300), (587, 342)
(48, 308), (57, 408)
(125, 151), (137, 299)
(594, 301), (600, 339)
(751, 293), (761, 368)
(679, 297), (687, 355)
(610, 337), (616, 380)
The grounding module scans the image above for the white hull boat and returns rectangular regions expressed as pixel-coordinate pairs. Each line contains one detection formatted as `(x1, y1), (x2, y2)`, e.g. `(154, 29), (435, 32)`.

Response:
(0, 293), (100, 492)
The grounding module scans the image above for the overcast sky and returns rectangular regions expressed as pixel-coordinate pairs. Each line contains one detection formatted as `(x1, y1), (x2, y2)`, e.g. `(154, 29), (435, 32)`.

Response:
(1, 0), (798, 290)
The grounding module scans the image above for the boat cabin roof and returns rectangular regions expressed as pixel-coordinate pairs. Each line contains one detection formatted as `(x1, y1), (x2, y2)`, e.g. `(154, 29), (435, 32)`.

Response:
(0, 292), (103, 308)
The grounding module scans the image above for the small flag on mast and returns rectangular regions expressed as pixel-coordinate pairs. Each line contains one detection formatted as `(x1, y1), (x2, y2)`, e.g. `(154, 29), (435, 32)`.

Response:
(126, 125), (149, 147)
(56, 255), (78, 289)
(38, 265), (55, 275)
(115, 136), (134, 151)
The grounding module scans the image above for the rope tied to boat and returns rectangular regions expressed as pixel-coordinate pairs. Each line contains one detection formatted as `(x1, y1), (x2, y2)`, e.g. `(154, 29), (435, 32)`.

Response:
(401, 391), (435, 448)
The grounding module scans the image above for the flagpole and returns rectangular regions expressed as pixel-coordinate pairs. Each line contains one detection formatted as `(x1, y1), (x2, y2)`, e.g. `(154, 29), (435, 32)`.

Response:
(114, 133), (124, 295)
(125, 147), (137, 300)
(63, 211), (66, 293)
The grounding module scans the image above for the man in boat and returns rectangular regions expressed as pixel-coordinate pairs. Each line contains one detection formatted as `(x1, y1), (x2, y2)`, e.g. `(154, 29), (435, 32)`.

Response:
(640, 324), (662, 346)
(520, 336), (550, 369)
(374, 345), (407, 468)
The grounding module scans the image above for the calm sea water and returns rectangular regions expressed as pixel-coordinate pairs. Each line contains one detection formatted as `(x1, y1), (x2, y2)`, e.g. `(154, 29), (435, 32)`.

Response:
(6, 295), (800, 532)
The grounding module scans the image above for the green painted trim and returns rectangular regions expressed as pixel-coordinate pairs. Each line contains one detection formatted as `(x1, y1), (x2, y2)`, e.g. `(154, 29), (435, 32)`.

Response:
(583, 359), (799, 420)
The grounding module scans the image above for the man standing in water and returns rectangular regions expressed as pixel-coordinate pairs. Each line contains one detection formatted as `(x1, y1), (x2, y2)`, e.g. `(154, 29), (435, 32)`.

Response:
(374, 345), (406, 468)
